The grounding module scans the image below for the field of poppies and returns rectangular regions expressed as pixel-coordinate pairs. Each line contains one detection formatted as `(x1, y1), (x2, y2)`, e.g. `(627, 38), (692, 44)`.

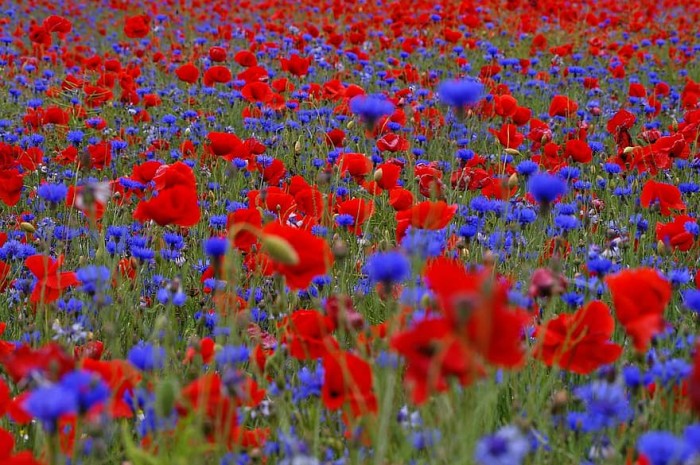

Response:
(2, 0), (700, 463)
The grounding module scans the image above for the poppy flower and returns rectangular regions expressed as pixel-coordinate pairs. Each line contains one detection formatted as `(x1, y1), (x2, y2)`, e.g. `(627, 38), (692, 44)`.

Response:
(133, 162), (201, 227)
(395, 201), (457, 241)
(424, 257), (530, 368)
(374, 162), (402, 190)
(279, 310), (338, 360)
(606, 268), (672, 352)
(322, 351), (377, 416)
(25, 255), (78, 304)
(336, 198), (374, 235)
(0, 170), (24, 206)
(376, 133), (409, 152)
(203, 66), (232, 86)
(656, 215), (697, 252)
(338, 153), (373, 182)
(564, 139), (593, 163)
(207, 132), (243, 160)
(175, 63), (200, 84)
(43, 15), (72, 34)
(280, 54), (312, 78)
(242, 82), (273, 103)
(535, 301), (622, 374)
(391, 318), (480, 404)
(548, 95), (578, 117)
(489, 124), (524, 149)
(227, 208), (262, 252)
(640, 180), (686, 216)
(0, 342), (74, 383)
(123, 15), (150, 39)
(209, 46), (227, 62)
(260, 222), (333, 290)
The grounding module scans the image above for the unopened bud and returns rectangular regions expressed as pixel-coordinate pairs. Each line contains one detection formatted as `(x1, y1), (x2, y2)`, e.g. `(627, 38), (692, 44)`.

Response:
(20, 222), (35, 233)
(623, 146), (636, 154)
(504, 148), (521, 156)
(261, 235), (300, 265)
(507, 173), (518, 188)
(373, 168), (383, 182)
(294, 138), (302, 154)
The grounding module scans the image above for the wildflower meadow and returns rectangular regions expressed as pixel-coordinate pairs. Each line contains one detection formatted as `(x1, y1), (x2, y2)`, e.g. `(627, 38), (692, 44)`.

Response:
(1, 0), (700, 464)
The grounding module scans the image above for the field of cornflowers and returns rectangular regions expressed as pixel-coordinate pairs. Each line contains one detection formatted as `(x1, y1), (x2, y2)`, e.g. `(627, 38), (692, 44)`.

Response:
(2, 0), (700, 463)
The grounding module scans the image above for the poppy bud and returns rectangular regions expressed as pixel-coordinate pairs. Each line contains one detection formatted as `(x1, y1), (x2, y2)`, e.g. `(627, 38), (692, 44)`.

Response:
(20, 222), (35, 233)
(504, 148), (521, 156)
(155, 378), (177, 417)
(373, 168), (383, 181)
(294, 138), (302, 154)
(346, 120), (355, 129)
(261, 234), (300, 265)
(507, 173), (518, 188)
(623, 146), (636, 154)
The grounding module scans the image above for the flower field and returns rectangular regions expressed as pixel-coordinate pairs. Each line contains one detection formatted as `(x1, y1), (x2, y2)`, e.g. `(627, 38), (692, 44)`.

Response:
(1, 0), (700, 463)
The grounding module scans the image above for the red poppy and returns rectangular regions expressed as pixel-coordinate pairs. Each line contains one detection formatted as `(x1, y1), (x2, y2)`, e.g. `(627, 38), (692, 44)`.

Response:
(535, 301), (622, 374)
(279, 310), (338, 360)
(322, 351), (377, 416)
(374, 162), (402, 190)
(605, 268), (672, 352)
(209, 46), (227, 62)
(234, 50), (258, 67)
(395, 201), (457, 240)
(389, 188), (414, 211)
(242, 82), (273, 103)
(204, 66), (232, 86)
(123, 15), (150, 39)
(184, 337), (216, 364)
(25, 255), (78, 304)
(564, 139), (593, 163)
(391, 318), (480, 404)
(133, 162), (201, 227)
(424, 257), (530, 368)
(178, 373), (238, 434)
(248, 187), (296, 221)
(207, 132), (244, 160)
(43, 15), (72, 34)
(260, 222), (333, 289)
(325, 129), (346, 147)
(336, 198), (374, 235)
(656, 215), (697, 252)
(337, 153), (372, 182)
(640, 180), (686, 216)
(376, 133), (409, 152)
(689, 340), (700, 415)
(175, 63), (200, 84)
(86, 142), (112, 170)
(227, 208), (262, 252)
(0, 170), (24, 206)
(0, 342), (74, 383)
(280, 54), (312, 78)
(548, 95), (578, 117)
(489, 123), (524, 149)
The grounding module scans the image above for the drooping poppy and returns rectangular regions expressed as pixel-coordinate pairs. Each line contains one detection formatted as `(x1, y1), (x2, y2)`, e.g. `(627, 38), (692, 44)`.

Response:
(606, 268), (672, 352)
(640, 180), (686, 216)
(322, 350), (377, 416)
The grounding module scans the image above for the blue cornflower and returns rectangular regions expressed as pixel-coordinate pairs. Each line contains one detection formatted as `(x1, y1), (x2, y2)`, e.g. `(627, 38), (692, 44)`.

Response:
(66, 130), (84, 145)
(24, 385), (78, 433)
(474, 425), (530, 465)
(37, 183), (68, 204)
(204, 236), (228, 257)
(567, 381), (632, 432)
(637, 431), (692, 465)
(400, 227), (447, 258)
(587, 257), (612, 276)
(335, 214), (355, 227)
(349, 94), (395, 125)
(528, 173), (567, 204)
(683, 289), (700, 313)
(437, 78), (484, 108)
(516, 160), (539, 177)
(128, 343), (166, 371)
(60, 370), (110, 413)
(685, 424), (700, 454)
(215, 345), (250, 367)
(76, 265), (111, 295)
(366, 251), (410, 284)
